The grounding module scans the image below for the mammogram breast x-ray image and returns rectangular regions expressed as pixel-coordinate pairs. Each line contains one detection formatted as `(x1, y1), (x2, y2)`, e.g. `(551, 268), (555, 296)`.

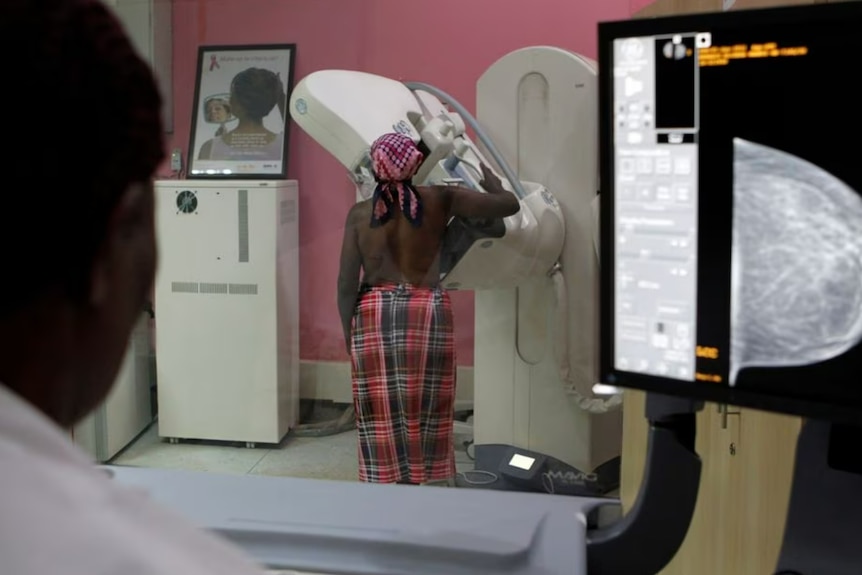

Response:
(730, 138), (862, 386)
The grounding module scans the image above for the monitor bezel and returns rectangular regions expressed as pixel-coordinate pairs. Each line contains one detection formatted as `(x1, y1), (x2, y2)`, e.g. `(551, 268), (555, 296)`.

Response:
(597, 2), (862, 425)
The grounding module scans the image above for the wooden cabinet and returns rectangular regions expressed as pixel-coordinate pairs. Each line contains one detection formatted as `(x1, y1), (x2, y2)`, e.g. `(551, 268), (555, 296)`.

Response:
(620, 390), (802, 574)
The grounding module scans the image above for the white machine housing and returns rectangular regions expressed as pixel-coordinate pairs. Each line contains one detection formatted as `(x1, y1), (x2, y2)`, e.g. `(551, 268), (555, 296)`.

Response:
(153, 179), (300, 445)
(473, 47), (621, 472)
(289, 47), (621, 471)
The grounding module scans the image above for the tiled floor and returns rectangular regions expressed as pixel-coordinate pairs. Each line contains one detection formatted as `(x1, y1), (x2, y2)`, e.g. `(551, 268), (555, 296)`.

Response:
(113, 418), (476, 482)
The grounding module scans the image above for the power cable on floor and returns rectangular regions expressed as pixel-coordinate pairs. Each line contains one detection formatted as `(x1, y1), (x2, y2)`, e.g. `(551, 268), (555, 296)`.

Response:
(291, 405), (356, 438)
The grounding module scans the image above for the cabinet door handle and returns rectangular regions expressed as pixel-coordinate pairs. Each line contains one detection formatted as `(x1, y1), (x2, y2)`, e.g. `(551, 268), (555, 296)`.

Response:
(717, 403), (741, 429)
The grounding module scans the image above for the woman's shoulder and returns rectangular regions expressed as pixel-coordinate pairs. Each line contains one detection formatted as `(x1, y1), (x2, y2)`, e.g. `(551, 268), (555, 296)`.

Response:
(348, 199), (372, 219)
(418, 184), (452, 201)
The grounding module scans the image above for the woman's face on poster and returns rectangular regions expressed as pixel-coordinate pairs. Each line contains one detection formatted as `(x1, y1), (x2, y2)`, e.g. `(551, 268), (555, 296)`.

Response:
(205, 97), (232, 123)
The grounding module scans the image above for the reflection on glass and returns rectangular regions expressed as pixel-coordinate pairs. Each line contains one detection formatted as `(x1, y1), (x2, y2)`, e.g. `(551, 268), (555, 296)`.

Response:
(203, 93), (235, 124)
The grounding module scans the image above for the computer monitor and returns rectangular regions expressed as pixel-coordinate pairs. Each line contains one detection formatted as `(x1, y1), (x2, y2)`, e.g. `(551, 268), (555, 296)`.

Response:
(598, 2), (862, 424)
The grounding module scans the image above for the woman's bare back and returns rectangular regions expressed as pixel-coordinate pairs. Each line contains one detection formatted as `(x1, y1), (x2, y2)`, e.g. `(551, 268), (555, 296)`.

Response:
(351, 177), (521, 286)
(337, 162), (519, 349)
(354, 186), (451, 287)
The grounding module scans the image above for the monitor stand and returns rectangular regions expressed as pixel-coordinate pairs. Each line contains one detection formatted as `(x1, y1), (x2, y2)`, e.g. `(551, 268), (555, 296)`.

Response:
(774, 419), (862, 575)
(586, 394), (703, 575)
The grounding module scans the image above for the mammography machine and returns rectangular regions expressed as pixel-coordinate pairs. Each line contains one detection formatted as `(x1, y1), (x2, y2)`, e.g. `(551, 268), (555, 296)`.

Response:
(106, 3), (862, 574)
(288, 46), (623, 489)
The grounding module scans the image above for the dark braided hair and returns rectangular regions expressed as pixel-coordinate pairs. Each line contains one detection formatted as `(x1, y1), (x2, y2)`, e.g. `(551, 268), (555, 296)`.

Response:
(1, 0), (165, 315)
(230, 67), (286, 122)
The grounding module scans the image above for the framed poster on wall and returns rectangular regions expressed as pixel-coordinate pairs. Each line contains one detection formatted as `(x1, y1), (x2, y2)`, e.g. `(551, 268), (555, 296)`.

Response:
(187, 43), (296, 179)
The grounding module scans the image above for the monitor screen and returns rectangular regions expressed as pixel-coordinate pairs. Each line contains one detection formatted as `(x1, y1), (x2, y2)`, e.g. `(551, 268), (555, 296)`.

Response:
(598, 2), (862, 423)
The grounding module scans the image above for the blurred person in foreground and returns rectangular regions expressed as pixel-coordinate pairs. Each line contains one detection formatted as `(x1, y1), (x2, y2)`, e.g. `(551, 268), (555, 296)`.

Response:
(0, 1), (267, 573)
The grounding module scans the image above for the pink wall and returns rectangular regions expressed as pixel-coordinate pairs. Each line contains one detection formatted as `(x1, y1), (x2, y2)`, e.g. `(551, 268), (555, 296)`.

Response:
(162, 0), (636, 366)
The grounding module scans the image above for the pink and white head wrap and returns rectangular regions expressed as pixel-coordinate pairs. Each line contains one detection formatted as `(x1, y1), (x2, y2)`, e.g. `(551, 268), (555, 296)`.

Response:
(369, 133), (424, 227)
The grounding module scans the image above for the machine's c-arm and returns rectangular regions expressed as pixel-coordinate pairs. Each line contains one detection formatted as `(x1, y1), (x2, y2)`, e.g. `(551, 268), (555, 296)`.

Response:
(403, 81), (528, 201)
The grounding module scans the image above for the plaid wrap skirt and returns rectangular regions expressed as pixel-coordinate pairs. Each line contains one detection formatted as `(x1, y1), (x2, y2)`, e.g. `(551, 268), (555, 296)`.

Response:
(350, 282), (457, 484)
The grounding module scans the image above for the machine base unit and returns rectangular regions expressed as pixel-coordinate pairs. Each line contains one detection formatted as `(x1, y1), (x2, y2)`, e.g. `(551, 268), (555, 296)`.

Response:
(455, 443), (620, 498)
(154, 179), (300, 445)
(71, 313), (155, 462)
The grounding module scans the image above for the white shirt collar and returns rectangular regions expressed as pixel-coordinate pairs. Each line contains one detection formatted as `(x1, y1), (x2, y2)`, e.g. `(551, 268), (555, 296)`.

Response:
(0, 383), (94, 468)
(0, 382), (268, 574)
